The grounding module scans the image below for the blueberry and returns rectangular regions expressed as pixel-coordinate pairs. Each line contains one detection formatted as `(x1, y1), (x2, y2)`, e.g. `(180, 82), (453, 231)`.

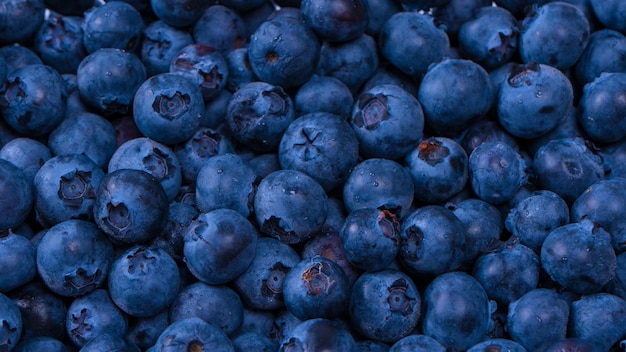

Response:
(361, 63), (419, 98)
(140, 20), (194, 77)
(247, 153), (281, 179)
(272, 309), (303, 346)
(294, 75), (354, 118)
(0, 45), (43, 77)
(607, 252), (626, 301)
(350, 84), (424, 160)
(343, 158), (414, 219)
(422, 271), (491, 350)
(433, 0), (492, 37)
(232, 237), (300, 311)
(349, 269), (421, 343)
(540, 219), (616, 294)
(76, 48), (146, 115)
(466, 338), (527, 352)
(192, 4), (247, 55)
(399, 205), (466, 277)
(134, 73), (203, 145)
(539, 338), (602, 352)
(78, 333), (140, 352)
(226, 81), (295, 152)
(36, 219), (114, 297)
(183, 208), (258, 285)
(533, 137), (605, 203)
(498, 62), (574, 139)
(447, 198), (503, 264)
(65, 289), (127, 347)
(571, 178), (626, 254)
(0, 0), (45, 45)
(575, 29), (626, 87)
(356, 339), (390, 352)
(247, 15), (320, 88)
(232, 332), (277, 352)
(8, 281), (66, 341)
(301, 0), (368, 42)
(169, 282), (244, 335)
(278, 318), (357, 352)
(108, 246), (180, 317)
(589, 0), (626, 35)
(47, 112), (117, 169)
(231, 308), (276, 341)
(506, 288), (569, 351)
(108, 137), (182, 201)
(340, 207), (400, 272)
(226, 48), (256, 92)
(33, 153), (104, 226)
(379, 12), (449, 79)
(505, 190), (569, 252)
(153, 317), (234, 352)
(472, 240), (540, 306)
(196, 154), (257, 216)
(0, 64), (68, 137)
(0, 292), (22, 352)
(150, 0), (211, 28)
(579, 72), (626, 144)
(0, 137), (52, 184)
(600, 139), (626, 179)
(0, 230), (36, 293)
(405, 137), (469, 203)
(282, 256), (350, 320)
(519, 2), (590, 69)
(125, 310), (169, 351)
(175, 127), (235, 183)
(279, 112), (359, 191)
(254, 169), (328, 244)
(33, 13), (87, 74)
(316, 34), (379, 93)
(569, 293), (626, 351)
(526, 106), (585, 158)
(169, 44), (229, 102)
(301, 229), (362, 286)
(364, 0), (401, 37)
(469, 141), (528, 205)
(201, 89), (232, 129)
(13, 336), (69, 352)
(93, 168), (169, 245)
(0, 159), (33, 230)
(388, 334), (446, 352)
(82, 1), (143, 53)
(458, 6), (519, 70)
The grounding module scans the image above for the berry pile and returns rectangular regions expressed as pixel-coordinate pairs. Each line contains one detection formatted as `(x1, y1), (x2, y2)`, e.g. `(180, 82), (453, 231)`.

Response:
(1, 0), (626, 351)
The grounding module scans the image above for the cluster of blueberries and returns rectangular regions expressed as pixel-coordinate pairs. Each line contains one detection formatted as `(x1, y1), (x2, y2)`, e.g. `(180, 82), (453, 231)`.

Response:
(2, 0), (626, 351)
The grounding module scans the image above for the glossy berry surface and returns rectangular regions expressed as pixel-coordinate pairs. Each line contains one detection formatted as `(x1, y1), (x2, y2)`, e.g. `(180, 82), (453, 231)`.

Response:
(133, 72), (203, 145)
(93, 168), (169, 245)
(349, 269), (421, 343)
(4, 0), (626, 350)
(183, 208), (257, 285)
(541, 219), (617, 294)
(36, 219), (114, 297)
(278, 112), (359, 191)
(108, 246), (180, 318)
(254, 169), (328, 244)
(282, 256), (350, 320)
(350, 84), (424, 160)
